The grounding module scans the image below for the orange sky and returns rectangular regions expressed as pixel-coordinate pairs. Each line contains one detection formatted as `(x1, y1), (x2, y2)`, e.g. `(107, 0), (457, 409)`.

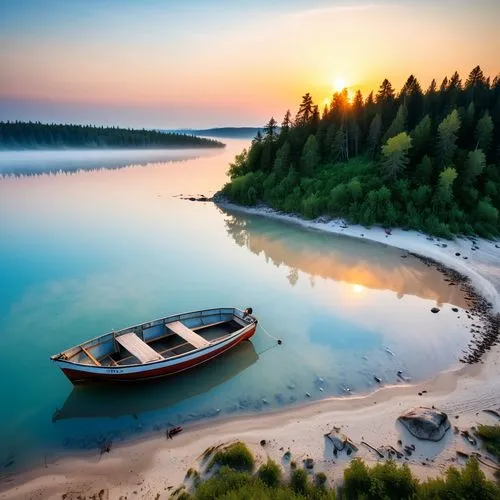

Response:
(1, 0), (499, 127)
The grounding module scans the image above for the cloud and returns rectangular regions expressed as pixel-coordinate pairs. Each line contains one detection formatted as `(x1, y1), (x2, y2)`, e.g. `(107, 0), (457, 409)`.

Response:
(286, 3), (386, 20)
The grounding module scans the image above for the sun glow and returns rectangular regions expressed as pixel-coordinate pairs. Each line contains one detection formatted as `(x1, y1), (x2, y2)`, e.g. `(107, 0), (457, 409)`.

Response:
(352, 284), (365, 294)
(333, 77), (348, 92)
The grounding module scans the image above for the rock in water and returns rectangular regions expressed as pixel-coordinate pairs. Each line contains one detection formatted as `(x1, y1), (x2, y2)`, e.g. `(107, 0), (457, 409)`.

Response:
(398, 407), (450, 441)
(431, 307), (440, 313)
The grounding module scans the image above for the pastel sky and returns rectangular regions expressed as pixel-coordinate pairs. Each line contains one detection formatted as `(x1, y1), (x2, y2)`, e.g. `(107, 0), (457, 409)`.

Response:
(1, 0), (499, 128)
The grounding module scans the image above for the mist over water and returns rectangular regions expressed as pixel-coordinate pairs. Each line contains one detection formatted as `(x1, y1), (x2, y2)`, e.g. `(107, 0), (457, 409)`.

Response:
(0, 139), (476, 471)
(0, 147), (224, 176)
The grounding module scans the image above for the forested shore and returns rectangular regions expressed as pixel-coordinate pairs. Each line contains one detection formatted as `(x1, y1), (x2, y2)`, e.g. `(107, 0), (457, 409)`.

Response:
(222, 66), (500, 238)
(0, 122), (225, 150)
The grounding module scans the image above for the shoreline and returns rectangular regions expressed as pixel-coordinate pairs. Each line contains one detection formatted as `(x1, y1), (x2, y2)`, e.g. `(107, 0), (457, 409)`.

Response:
(216, 201), (500, 314)
(2, 203), (500, 498)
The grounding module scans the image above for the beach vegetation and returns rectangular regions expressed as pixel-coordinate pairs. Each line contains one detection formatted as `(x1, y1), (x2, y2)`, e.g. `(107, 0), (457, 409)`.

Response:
(315, 471), (328, 487)
(290, 468), (309, 495)
(476, 424), (500, 459)
(222, 66), (500, 237)
(207, 441), (254, 472)
(185, 452), (500, 499)
(257, 459), (282, 487)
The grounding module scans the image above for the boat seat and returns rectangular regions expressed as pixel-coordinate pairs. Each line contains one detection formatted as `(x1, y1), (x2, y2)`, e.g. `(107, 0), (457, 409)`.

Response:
(167, 321), (210, 349)
(115, 332), (163, 363)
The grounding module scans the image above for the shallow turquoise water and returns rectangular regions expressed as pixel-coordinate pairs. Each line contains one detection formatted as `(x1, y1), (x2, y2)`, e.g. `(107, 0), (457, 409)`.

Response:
(0, 140), (474, 470)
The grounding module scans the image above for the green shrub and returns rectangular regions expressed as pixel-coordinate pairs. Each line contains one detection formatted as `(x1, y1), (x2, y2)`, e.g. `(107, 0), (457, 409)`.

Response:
(257, 460), (281, 487)
(186, 457), (499, 500)
(195, 467), (254, 500)
(208, 442), (254, 472)
(290, 468), (308, 495)
(419, 458), (499, 499)
(315, 472), (328, 487)
(476, 425), (500, 459)
(194, 466), (305, 500)
(343, 459), (417, 500)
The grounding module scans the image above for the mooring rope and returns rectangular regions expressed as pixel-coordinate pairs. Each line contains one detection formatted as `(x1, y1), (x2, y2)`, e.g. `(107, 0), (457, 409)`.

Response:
(258, 322), (283, 345)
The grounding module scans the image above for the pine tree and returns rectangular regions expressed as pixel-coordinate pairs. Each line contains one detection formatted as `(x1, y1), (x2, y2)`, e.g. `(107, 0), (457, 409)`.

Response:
(331, 128), (348, 163)
(264, 117), (278, 141)
(381, 132), (412, 180)
(367, 113), (382, 159)
(376, 79), (395, 104)
(300, 134), (319, 175)
(464, 149), (486, 185)
(281, 110), (292, 132)
(273, 141), (291, 178)
(475, 112), (494, 152)
(383, 104), (407, 142)
(295, 93), (314, 126)
(465, 66), (486, 89)
(437, 109), (461, 166)
(411, 115), (431, 158)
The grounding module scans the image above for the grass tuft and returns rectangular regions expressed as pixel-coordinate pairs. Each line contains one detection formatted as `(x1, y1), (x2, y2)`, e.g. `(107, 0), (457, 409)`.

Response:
(477, 425), (500, 459)
(257, 460), (281, 487)
(208, 442), (254, 472)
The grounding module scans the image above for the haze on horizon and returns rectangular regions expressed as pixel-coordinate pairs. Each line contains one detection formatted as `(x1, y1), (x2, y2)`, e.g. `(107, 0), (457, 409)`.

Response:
(1, 0), (499, 129)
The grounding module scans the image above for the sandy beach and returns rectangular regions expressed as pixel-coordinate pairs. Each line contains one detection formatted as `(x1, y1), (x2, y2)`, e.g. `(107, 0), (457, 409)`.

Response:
(2, 205), (499, 500)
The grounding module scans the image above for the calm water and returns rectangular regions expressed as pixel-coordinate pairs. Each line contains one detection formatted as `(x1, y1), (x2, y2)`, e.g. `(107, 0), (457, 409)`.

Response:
(0, 140), (475, 470)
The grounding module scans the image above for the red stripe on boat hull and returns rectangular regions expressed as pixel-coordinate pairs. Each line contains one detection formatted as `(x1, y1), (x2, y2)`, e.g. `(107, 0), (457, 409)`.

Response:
(60, 325), (256, 384)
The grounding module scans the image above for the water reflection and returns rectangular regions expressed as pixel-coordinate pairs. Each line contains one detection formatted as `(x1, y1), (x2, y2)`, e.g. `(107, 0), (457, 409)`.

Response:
(222, 208), (467, 308)
(53, 340), (258, 421)
(0, 147), (223, 176)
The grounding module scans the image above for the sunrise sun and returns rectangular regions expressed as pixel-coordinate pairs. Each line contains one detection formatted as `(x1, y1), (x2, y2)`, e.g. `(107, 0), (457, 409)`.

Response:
(333, 77), (348, 92)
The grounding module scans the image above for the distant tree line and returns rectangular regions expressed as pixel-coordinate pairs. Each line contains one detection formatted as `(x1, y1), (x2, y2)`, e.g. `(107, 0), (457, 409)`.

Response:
(222, 66), (500, 238)
(0, 121), (225, 150)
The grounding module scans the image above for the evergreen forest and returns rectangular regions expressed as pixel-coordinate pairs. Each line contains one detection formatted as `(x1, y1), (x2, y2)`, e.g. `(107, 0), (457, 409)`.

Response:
(222, 66), (500, 237)
(0, 122), (224, 150)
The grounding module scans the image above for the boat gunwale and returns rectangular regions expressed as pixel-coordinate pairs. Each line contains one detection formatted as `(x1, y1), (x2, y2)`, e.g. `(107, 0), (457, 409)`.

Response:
(51, 307), (257, 370)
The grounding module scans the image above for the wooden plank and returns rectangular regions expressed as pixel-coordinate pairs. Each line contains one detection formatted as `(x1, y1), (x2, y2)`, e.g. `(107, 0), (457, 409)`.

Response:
(157, 341), (191, 356)
(107, 355), (118, 366)
(116, 332), (163, 363)
(81, 346), (101, 366)
(192, 320), (228, 331)
(167, 321), (210, 349)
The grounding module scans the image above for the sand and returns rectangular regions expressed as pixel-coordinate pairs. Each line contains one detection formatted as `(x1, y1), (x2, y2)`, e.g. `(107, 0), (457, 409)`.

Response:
(2, 205), (499, 499)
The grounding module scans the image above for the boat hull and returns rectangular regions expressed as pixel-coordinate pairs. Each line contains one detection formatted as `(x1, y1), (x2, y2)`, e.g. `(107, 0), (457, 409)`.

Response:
(55, 323), (256, 384)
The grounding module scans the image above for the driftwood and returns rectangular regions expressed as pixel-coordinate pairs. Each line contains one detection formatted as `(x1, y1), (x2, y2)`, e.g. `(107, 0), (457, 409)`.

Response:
(388, 445), (403, 458)
(483, 409), (500, 419)
(324, 431), (359, 453)
(361, 441), (384, 458)
(476, 456), (500, 471)
(346, 438), (359, 452)
(166, 426), (183, 439)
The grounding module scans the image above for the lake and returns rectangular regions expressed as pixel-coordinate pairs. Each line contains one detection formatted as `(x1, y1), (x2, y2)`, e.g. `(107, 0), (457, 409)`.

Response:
(0, 140), (474, 470)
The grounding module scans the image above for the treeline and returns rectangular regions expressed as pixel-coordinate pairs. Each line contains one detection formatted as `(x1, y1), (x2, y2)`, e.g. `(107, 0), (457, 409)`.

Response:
(222, 66), (500, 237)
(0, 121), (225, 150)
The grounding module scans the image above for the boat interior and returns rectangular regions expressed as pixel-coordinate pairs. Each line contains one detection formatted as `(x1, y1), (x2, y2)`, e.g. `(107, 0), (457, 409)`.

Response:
(55, 308), (254, 367)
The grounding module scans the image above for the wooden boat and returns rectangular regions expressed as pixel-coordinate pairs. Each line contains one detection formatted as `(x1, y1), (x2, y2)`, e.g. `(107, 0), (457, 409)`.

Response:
(52, 341), (258, 421)
(51, 307), (257, 384)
